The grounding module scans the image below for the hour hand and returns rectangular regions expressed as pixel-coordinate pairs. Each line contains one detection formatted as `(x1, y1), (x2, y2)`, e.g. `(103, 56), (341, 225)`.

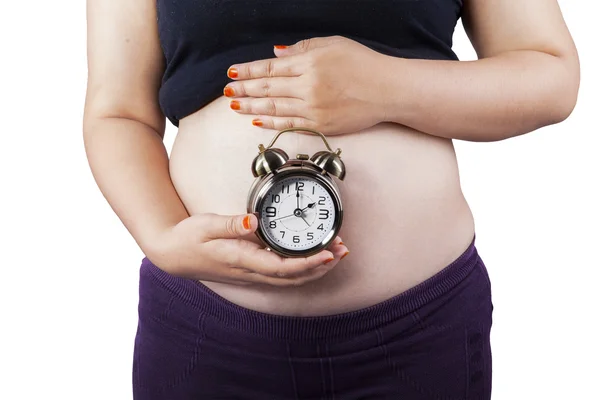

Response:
(300, 202), (316, 213)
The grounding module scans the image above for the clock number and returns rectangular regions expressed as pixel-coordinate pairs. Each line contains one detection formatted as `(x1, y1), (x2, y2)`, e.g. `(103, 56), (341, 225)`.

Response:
(295, 181), (304, 191)
(312, 186), (315, 195)
(307, 232), (314, 240)
(266, 207), (276, 217)
(317, 224), (324, 231)
(319, 209), (329, 220)
(280, 231), (285, 238)
(271, 194), (280, 203)
(293, 235), (300, 243)
(269, 221), (277, 228)
(281, 184), (290, 194)
(318, 196), (326, 205)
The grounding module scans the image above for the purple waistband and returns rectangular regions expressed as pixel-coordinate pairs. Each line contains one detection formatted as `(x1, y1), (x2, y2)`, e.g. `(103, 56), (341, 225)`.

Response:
(141, 235), (479, 341)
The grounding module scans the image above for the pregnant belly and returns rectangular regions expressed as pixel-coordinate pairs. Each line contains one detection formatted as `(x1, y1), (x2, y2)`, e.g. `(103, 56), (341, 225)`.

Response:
(170, 96), (475, 316)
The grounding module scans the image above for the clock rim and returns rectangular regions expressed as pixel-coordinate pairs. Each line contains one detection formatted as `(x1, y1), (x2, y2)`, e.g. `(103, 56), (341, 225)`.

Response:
(249, 167), (343, 258)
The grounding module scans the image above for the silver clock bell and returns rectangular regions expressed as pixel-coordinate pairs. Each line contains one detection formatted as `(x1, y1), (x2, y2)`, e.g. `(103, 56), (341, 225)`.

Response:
(246, 127), (346, 258)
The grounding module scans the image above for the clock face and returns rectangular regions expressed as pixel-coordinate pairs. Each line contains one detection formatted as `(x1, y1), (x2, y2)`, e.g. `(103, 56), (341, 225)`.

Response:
(259, 175), (337, 252)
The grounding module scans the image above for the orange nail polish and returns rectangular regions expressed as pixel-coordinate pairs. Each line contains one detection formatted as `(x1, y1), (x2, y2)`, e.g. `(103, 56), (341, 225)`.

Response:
(243, 215), (251, 230)
(341, 251), (350, 260)
(227, 67), (238, 78)
(223, 86), (235, 97)
(230, 100), (241, 110)
(324, 257), (335, 264)
(274, 45), (288, 49)
(252, 119), (263, 127)
(339, 242), (344, 245)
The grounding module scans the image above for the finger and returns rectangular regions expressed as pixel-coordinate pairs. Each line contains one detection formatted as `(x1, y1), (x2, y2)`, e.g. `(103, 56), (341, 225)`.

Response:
(243, 237), (346, 278)
(251, 116), (318, 131)
(248, 247), (336, 278)
(328, 236), (344, 252)
(202, 213), (257, 240)
(206, 238), (335, 278)
(235, 262), (335, 287)
(230, 97), (309, 118)
(224, 77), (302, 100)
(273, 36), (346, 57)
(328, 237), (350, 260)
(206, 274), (255, 286)
(227, 55), (305, 81)
(331, 236), (343, 246)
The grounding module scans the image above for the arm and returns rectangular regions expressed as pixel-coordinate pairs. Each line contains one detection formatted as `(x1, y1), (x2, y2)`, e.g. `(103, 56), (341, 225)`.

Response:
(83, 0), (189, 256)
(218, 0), (578, 140)
(379, 0), (580, 142)
(83, 0), (348, 282)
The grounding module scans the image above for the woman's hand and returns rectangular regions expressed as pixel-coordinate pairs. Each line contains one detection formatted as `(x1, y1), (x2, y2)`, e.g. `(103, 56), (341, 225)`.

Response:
(146, 213), (349, 287)
(224, 36), (389, 135)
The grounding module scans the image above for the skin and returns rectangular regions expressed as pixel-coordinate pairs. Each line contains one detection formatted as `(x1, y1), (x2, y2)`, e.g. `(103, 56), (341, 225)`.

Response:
(84, 0), (348, 288)
(84, 0), (579, 311)
(225, 2), (579, 140)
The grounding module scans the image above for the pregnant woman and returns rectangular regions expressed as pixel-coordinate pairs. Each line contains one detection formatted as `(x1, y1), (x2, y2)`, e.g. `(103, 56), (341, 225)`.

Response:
(84, 0), (579, 399)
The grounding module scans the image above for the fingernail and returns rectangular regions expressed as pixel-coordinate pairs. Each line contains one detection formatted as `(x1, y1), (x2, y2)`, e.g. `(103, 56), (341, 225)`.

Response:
(223, 86), (235, 97)
(339, 241), (344, 245)
(341, 251), (349, 260)
(227, 67), (238, 78)
(252, 119), (263, 127)
(230, 100), (241, 110)
(324, 257), (335, 264)
(274, 44), (288, 49)
(242, 215), (251, 230)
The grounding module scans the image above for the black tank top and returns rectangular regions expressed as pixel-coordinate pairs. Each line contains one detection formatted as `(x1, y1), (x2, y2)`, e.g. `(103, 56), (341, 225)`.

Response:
(157, 0), (463, 126)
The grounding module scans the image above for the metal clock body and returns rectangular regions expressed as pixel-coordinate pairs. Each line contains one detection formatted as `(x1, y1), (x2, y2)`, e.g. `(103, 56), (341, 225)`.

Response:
(246, 128), (347, 258)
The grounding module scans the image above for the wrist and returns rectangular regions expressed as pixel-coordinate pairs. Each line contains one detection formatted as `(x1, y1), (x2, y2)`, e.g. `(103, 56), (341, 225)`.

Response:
(374, 54), (412, 124)
(137, 217), (186, 265)
(140, 224), (179, 270)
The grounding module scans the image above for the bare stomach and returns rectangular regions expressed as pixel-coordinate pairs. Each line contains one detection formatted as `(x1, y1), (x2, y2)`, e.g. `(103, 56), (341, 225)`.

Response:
(170, 96), (475, 316)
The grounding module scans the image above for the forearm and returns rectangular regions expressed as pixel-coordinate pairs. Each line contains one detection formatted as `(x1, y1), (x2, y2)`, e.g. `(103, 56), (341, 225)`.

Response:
(83, 117), (189, 255)
(379, 50), (579, 142)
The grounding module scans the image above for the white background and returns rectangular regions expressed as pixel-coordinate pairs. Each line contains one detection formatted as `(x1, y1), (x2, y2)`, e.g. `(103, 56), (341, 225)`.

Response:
(1, 1), (598, 399)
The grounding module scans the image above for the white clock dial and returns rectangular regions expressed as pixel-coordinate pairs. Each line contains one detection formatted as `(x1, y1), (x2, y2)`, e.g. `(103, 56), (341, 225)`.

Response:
(259, 175), (336, 251)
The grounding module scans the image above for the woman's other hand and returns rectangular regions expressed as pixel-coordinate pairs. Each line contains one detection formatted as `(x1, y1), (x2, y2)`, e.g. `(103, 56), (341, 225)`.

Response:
(223, 36), (389, 135)
(146, 213), (349, 287)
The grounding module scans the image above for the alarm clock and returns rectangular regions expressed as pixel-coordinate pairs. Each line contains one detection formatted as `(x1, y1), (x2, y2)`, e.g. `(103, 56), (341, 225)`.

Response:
(247, 127), (346, 258)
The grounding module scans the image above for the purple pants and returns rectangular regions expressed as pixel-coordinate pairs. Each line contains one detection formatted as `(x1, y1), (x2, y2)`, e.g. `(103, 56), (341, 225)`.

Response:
(132, 236), (493, 399)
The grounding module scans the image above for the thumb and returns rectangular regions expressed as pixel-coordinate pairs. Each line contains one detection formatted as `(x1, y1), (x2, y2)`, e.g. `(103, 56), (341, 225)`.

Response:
(273, 36), (343, 57)
(203, 213), (258, 240)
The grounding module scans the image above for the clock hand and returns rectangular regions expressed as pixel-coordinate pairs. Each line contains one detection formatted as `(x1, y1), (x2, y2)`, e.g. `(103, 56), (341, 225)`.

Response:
(300, 215), (310, 227)
(300, 202), (316, 213)
(272, 202), (314, 223)
(296, 187), (300, 209)
(271, 213), (295, 221)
